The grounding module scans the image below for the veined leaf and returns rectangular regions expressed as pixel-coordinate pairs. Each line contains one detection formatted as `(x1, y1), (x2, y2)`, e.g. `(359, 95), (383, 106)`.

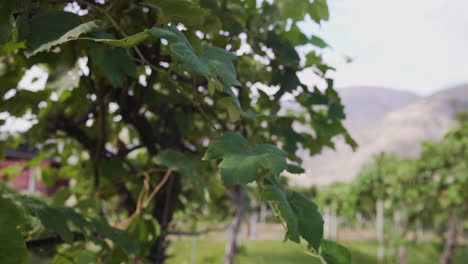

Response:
(203, 132), (290, 186)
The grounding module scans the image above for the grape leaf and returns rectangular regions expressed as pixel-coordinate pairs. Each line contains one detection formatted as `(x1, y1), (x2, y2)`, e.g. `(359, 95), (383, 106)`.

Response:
(262, 179), (300, 243)
(320, 240), (352, 264)
(199, 45), (243, 110)
(154, 149), (201, 187)
(89, 43), (137, 87)
(18, 11), (102, 57)
(277, 0), (309, 21)
(308, 0), (330, 23)
(150, 26), (245, 112)
(267, 31), (300, 67)
(203, 132), (289, 186)
(0, 196), (28, 264)
(144, 0), (206, 26)
(286, 164), (305, 174)
(288, 191), (324, 250)
(17, 196), (138, 253)
(310, 35), (329, 48)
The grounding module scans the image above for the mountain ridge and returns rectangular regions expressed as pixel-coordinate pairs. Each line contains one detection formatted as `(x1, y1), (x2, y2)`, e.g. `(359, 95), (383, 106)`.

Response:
(291, 84), (468, 186)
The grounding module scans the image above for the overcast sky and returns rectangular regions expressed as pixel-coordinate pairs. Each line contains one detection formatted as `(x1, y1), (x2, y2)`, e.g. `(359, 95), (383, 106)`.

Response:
(298, 0), (468, 96)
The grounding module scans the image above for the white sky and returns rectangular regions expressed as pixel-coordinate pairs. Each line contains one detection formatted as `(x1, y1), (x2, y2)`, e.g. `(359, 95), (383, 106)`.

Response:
(298, 0), (468, 95)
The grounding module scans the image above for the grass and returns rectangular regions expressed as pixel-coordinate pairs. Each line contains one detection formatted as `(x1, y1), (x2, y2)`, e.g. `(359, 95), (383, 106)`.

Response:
(167, 238), (468, 264)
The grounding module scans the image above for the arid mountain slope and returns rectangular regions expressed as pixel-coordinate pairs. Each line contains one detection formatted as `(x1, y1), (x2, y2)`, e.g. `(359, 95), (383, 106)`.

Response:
(337, 86), (420, 133)
(291, 85), (468, 186)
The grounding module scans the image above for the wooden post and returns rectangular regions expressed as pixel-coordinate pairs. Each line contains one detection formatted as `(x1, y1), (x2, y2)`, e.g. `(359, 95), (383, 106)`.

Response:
(331, 210), (338, 240)
(224, 186), (245, 264)
(247, 201), (258, 239)
(376, 199), (385, 263)
(323, 206), (330, 239)
(190, 236), (198, 264)
(440, 212), (460, 264)
(259, 202), (267, 223)
(393, 211), (407, 264)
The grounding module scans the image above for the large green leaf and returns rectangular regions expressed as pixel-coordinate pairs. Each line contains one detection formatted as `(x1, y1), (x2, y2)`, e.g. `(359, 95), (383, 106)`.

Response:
(0, 196), (28, 264)
(277, 0), (309, 21)
(288, 191), (324, 250)
(154, 149), (201, 187)
(150, 25), (210, 74)
(308, 0), (330, 23)
(88, 30), (150, 48)
(310, 35), (329, 48)
(89, 43), (137, 87)
(18, 11), (102, 57)
(261, 181), (324, 250)
(145, 0), (206, 26)
(262, 179), (300, 242)
(199, 45), (242, 109)
(150, 25), (245, 112)
(267, 31), (300, 67)
(0, 0), (30, 44)
(320, 240), (352, 264)
(17, 196), (138, 253)
(19, 196), (75, 242)
(203, 132), (289, 186)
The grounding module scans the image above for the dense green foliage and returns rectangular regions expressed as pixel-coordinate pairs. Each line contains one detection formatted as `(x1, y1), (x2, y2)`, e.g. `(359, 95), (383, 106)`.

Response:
(0, 0), (356, 263)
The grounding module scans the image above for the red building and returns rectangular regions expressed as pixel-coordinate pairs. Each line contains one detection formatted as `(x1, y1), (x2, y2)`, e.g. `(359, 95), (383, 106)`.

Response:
(1, 147), (67, 195)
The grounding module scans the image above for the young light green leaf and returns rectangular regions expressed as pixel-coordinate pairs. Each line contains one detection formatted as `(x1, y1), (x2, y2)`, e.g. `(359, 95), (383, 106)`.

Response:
(320, 240), (352, 264)
(203, 132), (289, 186)
(88, 30), (150, 48)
